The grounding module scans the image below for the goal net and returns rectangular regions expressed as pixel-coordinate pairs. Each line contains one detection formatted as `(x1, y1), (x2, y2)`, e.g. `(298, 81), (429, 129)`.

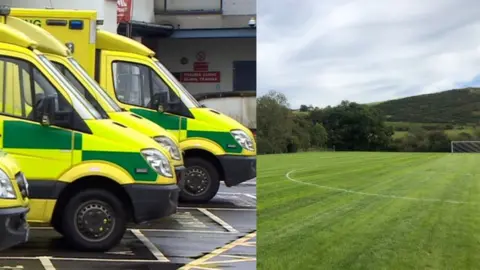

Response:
(450, 141), (480, 153)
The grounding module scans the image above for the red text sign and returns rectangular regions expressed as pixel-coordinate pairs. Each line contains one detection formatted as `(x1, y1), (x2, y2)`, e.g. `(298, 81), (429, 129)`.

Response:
(117, 0), (133, 24)
(180, 72), (220, 83)
(193, 62), (209, 71)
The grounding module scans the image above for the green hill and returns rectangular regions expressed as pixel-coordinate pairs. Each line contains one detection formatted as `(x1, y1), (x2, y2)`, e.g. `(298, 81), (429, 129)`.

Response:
(372, 88), (480, 124)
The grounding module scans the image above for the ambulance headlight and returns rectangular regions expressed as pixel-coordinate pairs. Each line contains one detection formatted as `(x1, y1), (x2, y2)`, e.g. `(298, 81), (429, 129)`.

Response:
(0, 169), (15, 199)
(153, 136), (181, 161)
(231, 129), (255, 151)
(141, 149), (173, 178)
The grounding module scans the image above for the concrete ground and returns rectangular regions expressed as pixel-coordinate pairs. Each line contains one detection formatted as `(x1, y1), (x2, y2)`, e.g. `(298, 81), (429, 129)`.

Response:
(0, 181), (256, 270)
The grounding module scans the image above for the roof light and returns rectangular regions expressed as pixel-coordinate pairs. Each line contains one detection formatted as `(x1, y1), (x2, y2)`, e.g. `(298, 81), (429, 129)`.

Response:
(69, 20), (84, 30)
(46, 19), (67, 26)
(0, 6), (11, 16)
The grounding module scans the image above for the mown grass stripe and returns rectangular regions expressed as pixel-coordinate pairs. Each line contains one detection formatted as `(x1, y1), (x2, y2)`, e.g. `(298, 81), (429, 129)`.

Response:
(258, 152), (480, 270)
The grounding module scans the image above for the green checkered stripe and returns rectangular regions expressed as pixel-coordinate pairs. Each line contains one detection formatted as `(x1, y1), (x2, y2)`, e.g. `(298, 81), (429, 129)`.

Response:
(3, 121), (157, 181)
(131, 108), (243, 154)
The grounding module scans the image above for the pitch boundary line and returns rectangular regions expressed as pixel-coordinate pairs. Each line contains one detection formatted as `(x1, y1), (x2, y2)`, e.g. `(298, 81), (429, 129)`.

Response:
(286, 169), (473, 205)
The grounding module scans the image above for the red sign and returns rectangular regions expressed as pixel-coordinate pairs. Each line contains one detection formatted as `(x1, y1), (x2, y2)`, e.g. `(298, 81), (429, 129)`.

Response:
(193, 62), (209, 71)
(117, 0), (133, 24)
(180, 72), (220, 83)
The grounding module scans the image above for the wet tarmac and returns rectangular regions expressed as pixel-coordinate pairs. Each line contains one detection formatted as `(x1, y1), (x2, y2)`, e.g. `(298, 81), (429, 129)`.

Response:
(0, 182), (256, 270)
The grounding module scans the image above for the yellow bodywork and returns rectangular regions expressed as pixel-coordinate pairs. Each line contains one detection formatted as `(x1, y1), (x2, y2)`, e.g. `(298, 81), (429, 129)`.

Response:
(0, 152), (28, 209)
(44, 53), (184, 167)
(0, 15), (177, 224)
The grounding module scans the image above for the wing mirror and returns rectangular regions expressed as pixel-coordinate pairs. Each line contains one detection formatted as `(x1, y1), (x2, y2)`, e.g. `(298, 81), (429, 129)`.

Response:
(150, 92), (182, 113)
(39, 95), (72, 127)
(40, 95), (55, 126)
(156, 104), (164, 112)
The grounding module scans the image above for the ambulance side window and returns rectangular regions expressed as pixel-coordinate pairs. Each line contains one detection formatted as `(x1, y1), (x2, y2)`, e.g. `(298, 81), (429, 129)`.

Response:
(52, 62), (109, 119)
(0, 58), (31, 118)
(0, 56), (72, 123)
(112, 61), (181, 111)
(112, 61), (151, 107)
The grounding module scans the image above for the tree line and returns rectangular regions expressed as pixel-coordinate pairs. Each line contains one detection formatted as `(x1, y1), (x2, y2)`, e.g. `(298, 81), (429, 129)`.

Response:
(256, 91), (480, 154)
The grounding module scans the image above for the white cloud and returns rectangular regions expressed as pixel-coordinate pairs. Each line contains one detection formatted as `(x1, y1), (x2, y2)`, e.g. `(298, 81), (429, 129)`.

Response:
(258, 0), (480, 108)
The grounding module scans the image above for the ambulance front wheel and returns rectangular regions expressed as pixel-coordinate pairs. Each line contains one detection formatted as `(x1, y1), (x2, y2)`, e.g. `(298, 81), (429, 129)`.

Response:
(61, 188), (127, 252)
(180, 157), (220, 203)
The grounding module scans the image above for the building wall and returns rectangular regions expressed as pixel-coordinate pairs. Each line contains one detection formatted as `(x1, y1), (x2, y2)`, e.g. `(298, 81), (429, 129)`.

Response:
(154, 0), (255, 29)
(155, 37), (255, 95)
(222, 0), (256, 15)
(132, 0), (154, 23)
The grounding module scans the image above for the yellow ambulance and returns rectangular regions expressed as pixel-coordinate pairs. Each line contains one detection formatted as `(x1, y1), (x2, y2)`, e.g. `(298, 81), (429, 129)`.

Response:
(0, 9), (180, 251)
(12, 8), (257, 203)
(0, 151), (29, 251)
(8, 12), (186, 185)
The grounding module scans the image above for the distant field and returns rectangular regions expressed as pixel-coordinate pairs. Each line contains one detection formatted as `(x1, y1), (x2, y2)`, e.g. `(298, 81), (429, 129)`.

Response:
(258, 152), (480, 269)
(386, 121), (476, 139)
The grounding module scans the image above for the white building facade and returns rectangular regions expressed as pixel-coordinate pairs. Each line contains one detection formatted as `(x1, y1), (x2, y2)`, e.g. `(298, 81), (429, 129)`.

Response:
(146, 0), (257, 96)
(0, 0), (256, 97)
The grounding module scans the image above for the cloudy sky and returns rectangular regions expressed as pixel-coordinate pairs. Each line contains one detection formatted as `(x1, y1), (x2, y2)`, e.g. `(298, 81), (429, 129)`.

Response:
(257, 0), (480, 108)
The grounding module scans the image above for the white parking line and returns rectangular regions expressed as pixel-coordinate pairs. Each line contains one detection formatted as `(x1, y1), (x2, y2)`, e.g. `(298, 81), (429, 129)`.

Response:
(130, 229), (169, 262)
(179, 206), (255, 211)
(217, 192), (256, 196)
(29, 227), (236, 234)
(197, 208), (239, 233)
(139, 228), (237, 234)
(38, 256), (56, 270)
(0, 257), (163, 263)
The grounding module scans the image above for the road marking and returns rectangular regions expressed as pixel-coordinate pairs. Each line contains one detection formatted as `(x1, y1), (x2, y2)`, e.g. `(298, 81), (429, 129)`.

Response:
(38, 257), (56, 270)
(0, 257), (162, 263)
(286, 169), (473, 205)
(179, 231), (256, 270)
(243, 193), (256, 199)
(179, 206), (255, 211)
(104, 250), (135, 256)
(233, 195), (256, 207)
(171, 211), (207, 228)
(197, 208), (239, 233)
(130, 229), (169, 262)
(217, 192), (256, 197)
(30, 227), (237, 234)
(138, 228), (236, 234)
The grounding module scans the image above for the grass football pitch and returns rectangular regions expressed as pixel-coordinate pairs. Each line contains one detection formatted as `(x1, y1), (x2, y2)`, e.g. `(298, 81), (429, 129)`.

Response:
(258, 152), (480, 269)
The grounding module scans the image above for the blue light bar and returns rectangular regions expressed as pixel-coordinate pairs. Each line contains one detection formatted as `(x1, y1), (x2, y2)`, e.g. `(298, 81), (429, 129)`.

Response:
(69, 20), (84, 30)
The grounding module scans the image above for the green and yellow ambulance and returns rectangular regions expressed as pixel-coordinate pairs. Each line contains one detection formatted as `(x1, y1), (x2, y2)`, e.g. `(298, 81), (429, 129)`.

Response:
(8, 12), (186, 185)
(0, 9), (180, 251)
(11, 8), (257, 203)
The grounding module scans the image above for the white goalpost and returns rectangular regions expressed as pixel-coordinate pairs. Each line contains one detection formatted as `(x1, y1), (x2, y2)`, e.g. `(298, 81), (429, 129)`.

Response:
(450, 141), (480, 153)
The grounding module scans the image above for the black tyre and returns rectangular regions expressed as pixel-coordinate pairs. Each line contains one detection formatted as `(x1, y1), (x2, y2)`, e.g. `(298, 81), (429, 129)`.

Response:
(179, 157), (220, 203)
(51, 217), (63, 235)
(61, 189), (127, 252)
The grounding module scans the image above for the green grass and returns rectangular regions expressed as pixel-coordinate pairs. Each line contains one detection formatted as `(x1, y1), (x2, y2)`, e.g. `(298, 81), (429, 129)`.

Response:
(258, 152), (480, 270)
(385, 121), (476, 139)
